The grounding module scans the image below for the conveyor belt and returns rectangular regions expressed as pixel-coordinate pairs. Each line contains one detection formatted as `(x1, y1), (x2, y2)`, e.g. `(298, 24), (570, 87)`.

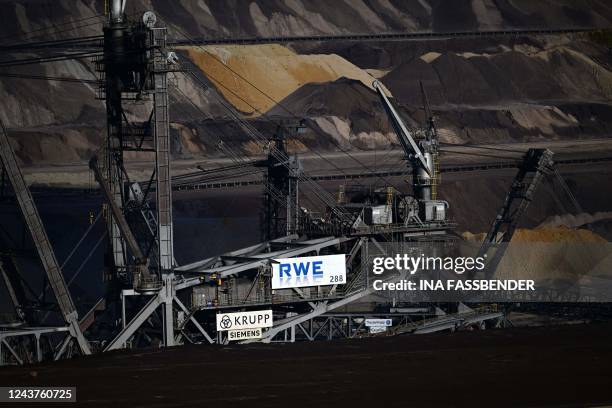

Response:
(170, 156), (612, 191)
(169, 27), (594, 46)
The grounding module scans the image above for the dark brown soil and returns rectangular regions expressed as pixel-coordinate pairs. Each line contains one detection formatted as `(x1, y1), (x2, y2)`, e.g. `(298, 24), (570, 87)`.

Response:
(1, 323), (612, 407)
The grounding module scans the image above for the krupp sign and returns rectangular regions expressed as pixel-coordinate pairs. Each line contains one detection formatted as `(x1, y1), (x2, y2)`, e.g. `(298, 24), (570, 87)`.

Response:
(216, 310), (273, 332)
(271, 254), (346, 290)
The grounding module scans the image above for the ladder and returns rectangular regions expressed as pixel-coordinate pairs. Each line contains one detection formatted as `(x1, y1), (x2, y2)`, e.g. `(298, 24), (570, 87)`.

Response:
(431, 152), (440, 200)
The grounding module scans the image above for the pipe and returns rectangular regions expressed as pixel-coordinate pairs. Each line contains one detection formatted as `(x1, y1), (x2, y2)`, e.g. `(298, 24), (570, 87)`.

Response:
(110, 0), (124, 23)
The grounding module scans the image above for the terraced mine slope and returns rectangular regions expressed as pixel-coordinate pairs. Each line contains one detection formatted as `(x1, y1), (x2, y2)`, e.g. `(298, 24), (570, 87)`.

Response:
(1, 0), (612, 165)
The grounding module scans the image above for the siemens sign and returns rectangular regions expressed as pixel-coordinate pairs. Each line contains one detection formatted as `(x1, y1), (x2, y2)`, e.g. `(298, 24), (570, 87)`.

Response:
(228, 328), (262, 341)
(271, 254), (346, 290)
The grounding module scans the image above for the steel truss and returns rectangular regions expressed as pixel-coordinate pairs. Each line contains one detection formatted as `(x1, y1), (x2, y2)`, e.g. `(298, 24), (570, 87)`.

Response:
(88, 4), (183, 351)
(262, 305), (505, 343)
(105, 234), (357, 349)
(0, 120), (91, 360)
(0, 327), (72, 365)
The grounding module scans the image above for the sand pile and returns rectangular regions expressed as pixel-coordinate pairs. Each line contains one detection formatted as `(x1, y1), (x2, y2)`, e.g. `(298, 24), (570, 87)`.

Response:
(463, 227), (611, 293)
(182, 44), (388, 115)
(264, 77), (398, 149)
(511, 227), (606, 243)
(539, 212), (612, 229)
(382, 45), (612, 107)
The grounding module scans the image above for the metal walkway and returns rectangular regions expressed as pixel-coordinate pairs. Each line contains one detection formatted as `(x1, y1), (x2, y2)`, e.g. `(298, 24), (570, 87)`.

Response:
(392, 305), (504, 335)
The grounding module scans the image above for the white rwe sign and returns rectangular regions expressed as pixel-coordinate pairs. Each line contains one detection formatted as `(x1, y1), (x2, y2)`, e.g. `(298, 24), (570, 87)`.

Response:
(271, 254), (346, 290)
(216, 310), (273, 332)
(365, 318), (392, 327)
(228, 328), (263, 341)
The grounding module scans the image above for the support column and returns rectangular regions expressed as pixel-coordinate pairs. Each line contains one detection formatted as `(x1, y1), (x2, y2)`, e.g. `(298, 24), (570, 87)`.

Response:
(162, 274), (175, 346)
(103, 16), (127, 273)
(35, 334), (41, 362)
(152, 28), (174, 272)
(286, 312), (296, 342)
(152, 27), (175, 348)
